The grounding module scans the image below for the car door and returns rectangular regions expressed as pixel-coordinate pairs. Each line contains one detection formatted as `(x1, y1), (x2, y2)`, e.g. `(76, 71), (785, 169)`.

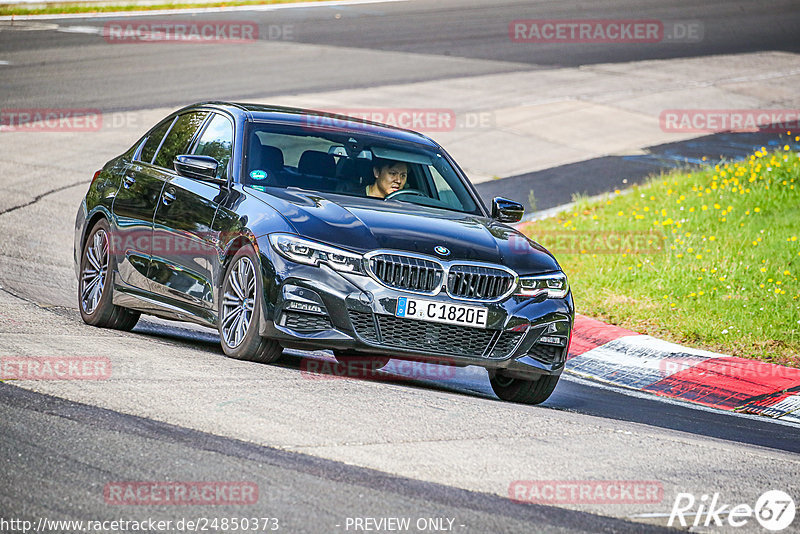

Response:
(149, 111), (231, 318)
(111, 116), (175, 293)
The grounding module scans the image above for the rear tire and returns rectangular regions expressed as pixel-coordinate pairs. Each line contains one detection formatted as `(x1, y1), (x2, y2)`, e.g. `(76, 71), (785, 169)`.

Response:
(219, 245), (282, 364)
(78, 219), (140, 331)
(489, 372), (560, 405)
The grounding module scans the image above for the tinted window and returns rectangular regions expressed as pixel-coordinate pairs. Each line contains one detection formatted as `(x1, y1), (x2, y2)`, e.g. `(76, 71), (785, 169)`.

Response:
(193, 113), (233, 180)
(139, 117), (174, 164)
(153, 111), (208, 169)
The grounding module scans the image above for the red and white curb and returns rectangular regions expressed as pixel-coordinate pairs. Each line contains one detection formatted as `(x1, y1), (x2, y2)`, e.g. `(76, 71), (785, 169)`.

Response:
(567, 315), (800, 423)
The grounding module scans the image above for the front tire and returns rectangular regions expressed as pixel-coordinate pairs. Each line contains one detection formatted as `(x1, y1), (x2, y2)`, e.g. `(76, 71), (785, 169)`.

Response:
(78, 219), (140, 331)
(219, 245), (282, 364)
(489, 372), (560, 405)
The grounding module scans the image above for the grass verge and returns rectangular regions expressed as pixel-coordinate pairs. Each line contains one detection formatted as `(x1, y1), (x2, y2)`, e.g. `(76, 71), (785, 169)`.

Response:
(0, 0), (320, 17)
(518, 144), (800, 367)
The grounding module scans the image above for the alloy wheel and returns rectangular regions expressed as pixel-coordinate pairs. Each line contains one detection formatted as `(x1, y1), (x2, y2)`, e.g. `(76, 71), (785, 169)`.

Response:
(221, 256), (256, 348)
(81, 229), (109, 315)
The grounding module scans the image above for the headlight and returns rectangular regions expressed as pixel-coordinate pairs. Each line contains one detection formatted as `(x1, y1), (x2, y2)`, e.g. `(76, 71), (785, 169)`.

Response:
(515, 272), (569, 299)
(269, 233), (363, 273)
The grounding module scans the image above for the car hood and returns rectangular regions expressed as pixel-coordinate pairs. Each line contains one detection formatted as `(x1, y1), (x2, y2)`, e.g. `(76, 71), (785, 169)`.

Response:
(250, 188), (560, 275)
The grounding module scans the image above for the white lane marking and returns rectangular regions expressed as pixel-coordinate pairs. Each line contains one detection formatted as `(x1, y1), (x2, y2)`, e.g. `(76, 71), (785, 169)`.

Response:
(0, 60), (10, 65)
(562, 373), (800, 428)
(0, 21), (59, 30)
(57, 25), (103, 34)
(0, 0), (408, 21)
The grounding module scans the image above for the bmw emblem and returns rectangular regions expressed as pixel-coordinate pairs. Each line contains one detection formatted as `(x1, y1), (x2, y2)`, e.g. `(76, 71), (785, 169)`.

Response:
(434, 246), (450, 256)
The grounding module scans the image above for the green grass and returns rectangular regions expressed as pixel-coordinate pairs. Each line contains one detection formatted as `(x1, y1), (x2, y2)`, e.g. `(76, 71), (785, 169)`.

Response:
(519, 146), (800, 367)
(0, 0), (320, 16)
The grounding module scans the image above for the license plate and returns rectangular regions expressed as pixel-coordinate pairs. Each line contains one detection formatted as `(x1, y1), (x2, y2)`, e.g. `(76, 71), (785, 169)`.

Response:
(395, 297), (488, 328)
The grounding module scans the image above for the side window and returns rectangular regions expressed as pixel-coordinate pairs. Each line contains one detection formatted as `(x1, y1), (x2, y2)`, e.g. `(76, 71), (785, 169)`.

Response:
(193, 114), (233, 180)
(153, 111), (209, 169)
(430, 166), (463, 211)
(138, 118), (174, 164)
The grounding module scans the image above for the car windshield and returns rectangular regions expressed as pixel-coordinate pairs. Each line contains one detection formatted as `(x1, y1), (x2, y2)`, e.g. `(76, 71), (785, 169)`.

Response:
(244, 122), (481, 215)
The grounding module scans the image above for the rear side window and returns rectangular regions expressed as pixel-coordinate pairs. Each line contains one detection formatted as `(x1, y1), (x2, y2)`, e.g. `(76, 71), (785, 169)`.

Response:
(193, 113), (234, 180)
(153, 111), (209, 169)
(139, 118), (174, 164)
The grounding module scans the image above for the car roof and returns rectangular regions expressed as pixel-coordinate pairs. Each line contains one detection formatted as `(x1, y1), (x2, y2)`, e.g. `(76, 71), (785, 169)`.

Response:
(181, 101), (440, 147)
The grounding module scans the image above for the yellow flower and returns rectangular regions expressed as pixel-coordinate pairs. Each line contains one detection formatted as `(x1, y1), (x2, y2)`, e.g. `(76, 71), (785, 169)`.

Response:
(754, 207), (761, 212)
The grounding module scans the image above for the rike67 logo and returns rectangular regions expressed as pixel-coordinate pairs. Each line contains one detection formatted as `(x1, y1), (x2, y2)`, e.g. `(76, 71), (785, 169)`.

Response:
(669, 490), (796, 531)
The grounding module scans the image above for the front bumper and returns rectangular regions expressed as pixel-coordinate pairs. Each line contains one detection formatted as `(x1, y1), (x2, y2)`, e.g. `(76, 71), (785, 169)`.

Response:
(257, 247), (574, 379)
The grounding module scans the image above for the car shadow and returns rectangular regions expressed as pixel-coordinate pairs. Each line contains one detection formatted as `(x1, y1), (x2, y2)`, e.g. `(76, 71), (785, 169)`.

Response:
(131, 318), (800, 453)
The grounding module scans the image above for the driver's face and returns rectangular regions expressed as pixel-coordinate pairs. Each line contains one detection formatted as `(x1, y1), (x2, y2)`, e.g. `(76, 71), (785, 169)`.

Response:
(371, 162), (408, 198)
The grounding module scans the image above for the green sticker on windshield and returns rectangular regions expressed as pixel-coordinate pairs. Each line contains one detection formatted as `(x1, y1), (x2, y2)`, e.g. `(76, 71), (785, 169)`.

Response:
(251, 185), (267, 193)
(250, 170), (268, 181)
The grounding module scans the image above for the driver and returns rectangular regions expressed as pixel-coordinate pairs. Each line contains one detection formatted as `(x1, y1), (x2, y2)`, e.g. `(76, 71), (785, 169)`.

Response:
(367, 159), (408, 199)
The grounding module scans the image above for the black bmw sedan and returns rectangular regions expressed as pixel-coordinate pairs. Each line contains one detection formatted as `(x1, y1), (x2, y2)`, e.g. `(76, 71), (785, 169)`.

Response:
(74, 102), (574, 404)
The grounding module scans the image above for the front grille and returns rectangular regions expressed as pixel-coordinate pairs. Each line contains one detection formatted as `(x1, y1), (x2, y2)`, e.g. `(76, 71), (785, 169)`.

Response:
(368, 254), (443, 293)
(282, 311), (331, 332)
(447, 265), (515, 300)
(377, 315), (495, 357)
(348, 310), (526, 359)
(489, 332), (524, 358)
(527, 343), (564, 363)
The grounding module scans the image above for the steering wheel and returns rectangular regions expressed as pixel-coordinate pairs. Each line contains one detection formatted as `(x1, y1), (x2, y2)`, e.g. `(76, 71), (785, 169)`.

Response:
(385, 189), (426, 201)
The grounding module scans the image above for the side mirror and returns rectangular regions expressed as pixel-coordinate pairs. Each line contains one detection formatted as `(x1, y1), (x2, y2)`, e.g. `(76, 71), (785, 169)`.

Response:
(492, 197), (524, 223)
(174, 155), (222, 183)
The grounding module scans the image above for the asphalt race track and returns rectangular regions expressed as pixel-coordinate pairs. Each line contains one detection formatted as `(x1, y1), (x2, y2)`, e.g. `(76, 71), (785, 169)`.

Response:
(1, 1), (800, 532)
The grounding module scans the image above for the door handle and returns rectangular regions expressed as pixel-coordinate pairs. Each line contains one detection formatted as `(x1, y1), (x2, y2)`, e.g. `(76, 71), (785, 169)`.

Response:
(161, 190), (176, 206)
(122, 174), (136, 189)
